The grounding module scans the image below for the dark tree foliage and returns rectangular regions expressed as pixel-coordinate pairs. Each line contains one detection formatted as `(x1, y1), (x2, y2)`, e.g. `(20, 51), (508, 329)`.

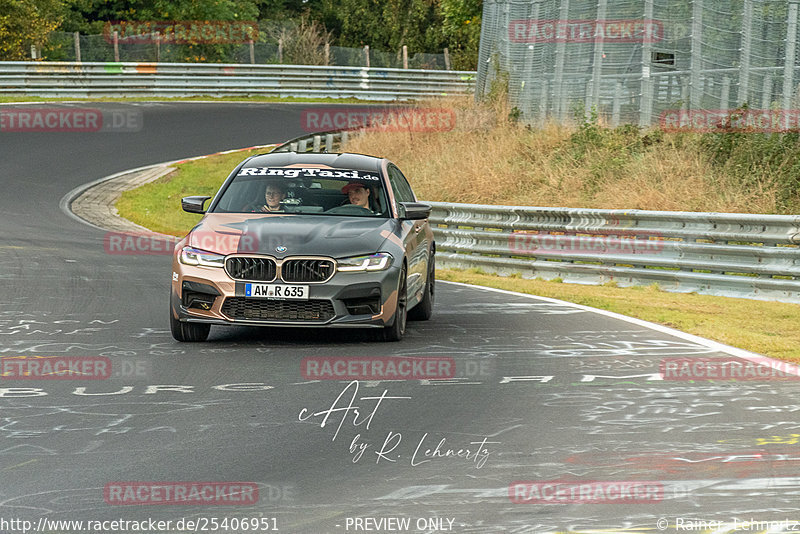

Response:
(16, 0), (481, 68)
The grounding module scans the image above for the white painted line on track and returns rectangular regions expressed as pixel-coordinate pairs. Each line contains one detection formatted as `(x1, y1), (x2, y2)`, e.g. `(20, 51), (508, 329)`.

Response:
(440, 280), (778, 365)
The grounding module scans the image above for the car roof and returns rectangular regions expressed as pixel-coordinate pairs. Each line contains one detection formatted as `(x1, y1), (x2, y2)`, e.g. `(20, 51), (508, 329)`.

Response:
(243, 152), (385, 173)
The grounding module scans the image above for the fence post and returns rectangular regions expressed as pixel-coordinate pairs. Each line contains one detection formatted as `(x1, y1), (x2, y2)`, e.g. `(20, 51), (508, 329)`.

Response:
(539, 79), (549, 123)
(402, 45), (408, 69)
(74, 32), (81, 62)
(364, 45), (370, 67)
(762, 75), (773, 109)
(639, 0), (655, 127)
(689, 0), (703, 110)
(313, 135), (321, 151)
(324, 42), (330, 65)
(553, 0), (570, 120)
(443, 47), (451, 70)
(612, 81), (622, 127)
(784, 1), (799, 111)
(520, 1), (541, 122)
(584, 80), (593, 118)
(721, 76), (731, 110)
(249, 40), (255, 64)
(681, 77), (690, 111)
(278, 38), (283, 63)
(591, 0), (608, 111)
(155, 31), (160, 62)
(113, 31), (120, 62)
(30, 45), (37, 59)
(740, 0), (753, 105)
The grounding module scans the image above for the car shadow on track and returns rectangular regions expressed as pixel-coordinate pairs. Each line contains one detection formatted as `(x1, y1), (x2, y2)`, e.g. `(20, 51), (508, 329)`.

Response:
(206, 325), (383, 345)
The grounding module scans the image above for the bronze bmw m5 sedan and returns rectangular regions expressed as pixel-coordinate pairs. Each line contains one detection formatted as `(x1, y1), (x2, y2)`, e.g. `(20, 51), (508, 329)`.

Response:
(170, 151), (435, 342)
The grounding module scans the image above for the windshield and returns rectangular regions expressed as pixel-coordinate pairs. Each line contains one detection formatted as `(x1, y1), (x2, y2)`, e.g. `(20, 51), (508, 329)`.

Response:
(211, 166), (389, 218)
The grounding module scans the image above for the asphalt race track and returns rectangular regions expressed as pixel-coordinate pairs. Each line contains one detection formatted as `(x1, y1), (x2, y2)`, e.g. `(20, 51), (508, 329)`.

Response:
(2, 102), (800, 534)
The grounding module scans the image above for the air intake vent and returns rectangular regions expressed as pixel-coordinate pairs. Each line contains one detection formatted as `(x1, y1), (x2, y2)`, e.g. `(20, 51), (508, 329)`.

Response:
(225, 257), (277, 281)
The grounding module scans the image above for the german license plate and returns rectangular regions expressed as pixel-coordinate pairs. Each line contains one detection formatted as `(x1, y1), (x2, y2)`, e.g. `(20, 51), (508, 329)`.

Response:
(244, 284), (309, 300)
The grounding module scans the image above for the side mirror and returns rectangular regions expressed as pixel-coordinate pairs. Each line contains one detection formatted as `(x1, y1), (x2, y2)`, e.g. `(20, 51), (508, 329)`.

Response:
(399, 202), (431, 220)
(182, 196), (211, 214)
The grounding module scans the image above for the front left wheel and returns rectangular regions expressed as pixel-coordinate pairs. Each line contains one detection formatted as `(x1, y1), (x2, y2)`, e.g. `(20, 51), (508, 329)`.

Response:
(408, 256), (434, 321)
(170, 310), (210, 342)
(381, 265), (407, 342)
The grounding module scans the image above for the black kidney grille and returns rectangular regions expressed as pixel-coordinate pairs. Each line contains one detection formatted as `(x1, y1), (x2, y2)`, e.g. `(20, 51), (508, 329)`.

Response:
(221, 298), (335, 322)
(226, 257), (277, 281)
(281, 259), (335, 283)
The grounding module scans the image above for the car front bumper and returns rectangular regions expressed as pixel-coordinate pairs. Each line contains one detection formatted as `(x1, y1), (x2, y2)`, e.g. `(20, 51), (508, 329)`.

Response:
(170, 259), (402, 329)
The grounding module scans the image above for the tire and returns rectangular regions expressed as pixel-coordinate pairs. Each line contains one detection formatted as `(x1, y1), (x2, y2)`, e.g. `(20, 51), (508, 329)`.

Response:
(170, 310), (211, 342)
(381, 265), (407, 342)
(408, 256), (434, 321)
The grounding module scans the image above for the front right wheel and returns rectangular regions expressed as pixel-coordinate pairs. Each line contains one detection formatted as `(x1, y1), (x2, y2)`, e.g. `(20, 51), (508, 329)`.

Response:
(170, 308), (211, 342)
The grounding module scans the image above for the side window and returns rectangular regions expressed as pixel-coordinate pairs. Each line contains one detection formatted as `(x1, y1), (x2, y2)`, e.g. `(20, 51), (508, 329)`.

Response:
(388, 165), (415, 206)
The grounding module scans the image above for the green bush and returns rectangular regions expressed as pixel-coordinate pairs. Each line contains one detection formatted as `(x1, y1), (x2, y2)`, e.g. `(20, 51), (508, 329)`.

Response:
(699, 109), (800, 212)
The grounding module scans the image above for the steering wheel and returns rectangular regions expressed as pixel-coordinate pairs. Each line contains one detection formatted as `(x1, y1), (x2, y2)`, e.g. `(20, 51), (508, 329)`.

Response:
(325, 204), (374, 215)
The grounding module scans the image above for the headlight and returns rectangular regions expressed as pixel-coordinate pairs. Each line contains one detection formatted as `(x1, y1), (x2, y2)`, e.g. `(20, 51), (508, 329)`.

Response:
(179, 246), (225, 268)
(337, 252), (393, 272)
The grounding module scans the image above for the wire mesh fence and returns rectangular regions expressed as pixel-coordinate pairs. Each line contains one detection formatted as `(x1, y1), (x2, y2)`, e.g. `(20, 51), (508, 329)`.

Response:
(40, 31), (452, 70)
(477, 0), (800, 127)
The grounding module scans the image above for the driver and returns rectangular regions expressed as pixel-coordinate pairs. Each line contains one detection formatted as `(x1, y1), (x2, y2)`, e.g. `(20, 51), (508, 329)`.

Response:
(258, 181), (287, 212)
(341, 182), (371, 210)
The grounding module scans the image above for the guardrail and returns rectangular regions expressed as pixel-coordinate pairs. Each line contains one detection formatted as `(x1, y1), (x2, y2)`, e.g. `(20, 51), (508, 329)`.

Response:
(0, 61), (475, 100)
(270, 133), (800, 304)
(428, 202), (800, 303)
(271, 130), (347, 153)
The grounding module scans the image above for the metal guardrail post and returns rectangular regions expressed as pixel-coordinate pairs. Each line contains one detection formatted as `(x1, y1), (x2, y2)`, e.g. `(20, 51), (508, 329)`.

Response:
(312, 135), (321, 151)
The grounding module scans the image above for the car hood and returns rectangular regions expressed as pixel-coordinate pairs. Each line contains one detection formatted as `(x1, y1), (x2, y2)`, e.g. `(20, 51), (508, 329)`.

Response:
(187, 213), (397, 258)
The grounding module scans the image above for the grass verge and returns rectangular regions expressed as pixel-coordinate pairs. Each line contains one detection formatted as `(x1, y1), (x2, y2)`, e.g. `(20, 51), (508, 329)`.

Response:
(116, 148), (266, 235)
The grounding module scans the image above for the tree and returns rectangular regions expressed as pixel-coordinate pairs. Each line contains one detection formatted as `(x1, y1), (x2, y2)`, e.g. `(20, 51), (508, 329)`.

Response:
(441, 0), (481, 69)
(0, 0), (68, 60)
